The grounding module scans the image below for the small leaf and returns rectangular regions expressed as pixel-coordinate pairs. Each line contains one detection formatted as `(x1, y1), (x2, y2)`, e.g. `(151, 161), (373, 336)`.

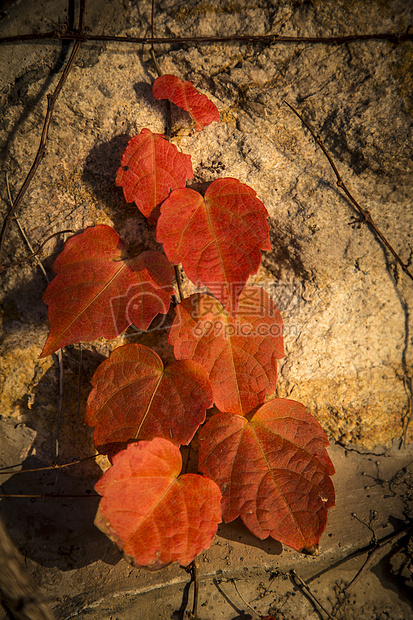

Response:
(40, 225), (174, 357)
(116, 128), (193, 218)
(198, 399), (335, 553)
(168, 287), (283, 415)
(95, 438), (222, 570)
(152, 74), (219, 131)
(86, 343), (213, 454)
(157, 178), (271, 312)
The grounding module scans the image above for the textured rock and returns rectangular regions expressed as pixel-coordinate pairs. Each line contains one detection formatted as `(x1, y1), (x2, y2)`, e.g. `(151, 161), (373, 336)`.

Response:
(2, 0), (412, 451)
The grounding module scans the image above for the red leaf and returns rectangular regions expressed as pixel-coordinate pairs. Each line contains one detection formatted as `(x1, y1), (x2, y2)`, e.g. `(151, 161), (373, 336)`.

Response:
(86, 343), (213, 454)
(157, 178), (271, 312)
(198, 399), (335, 553)
(40, 225), (174, 357)
(168, 287), (283, 415)
(94, 438), (222, 570)
(152, 74), (219, 131)
(116, 129), (193, 218)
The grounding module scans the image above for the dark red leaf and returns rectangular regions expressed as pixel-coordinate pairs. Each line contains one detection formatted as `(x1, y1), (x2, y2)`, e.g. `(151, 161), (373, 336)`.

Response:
(94, 438), (222, 570)
(152, 74), (219, 131)
(198, 399), (335, 553)
(40, 225), (174, 357)
(168, 287), (283, 415)
(116, 128), (193, 218)
(157, 178), (271, 312)
(85, 343), (213, 454)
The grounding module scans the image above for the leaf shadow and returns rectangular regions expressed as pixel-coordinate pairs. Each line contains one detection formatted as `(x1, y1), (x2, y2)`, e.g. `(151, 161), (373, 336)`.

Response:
(0, 346), (122, 571)
(133, 79), (195, 133)
(133, 80), (156, 107)
(171, 577), (193, 620)
(264, 220), (311, 282)
(82, 133), (162, 251)
(82, 133), (130, 209)
(217, 518), (283, 556)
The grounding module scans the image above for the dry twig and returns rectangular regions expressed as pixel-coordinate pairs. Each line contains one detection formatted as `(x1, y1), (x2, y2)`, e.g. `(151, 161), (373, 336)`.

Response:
(1, 31), (412, 46)
(284, 100), (413, 283)
(0, 0), (85, 269)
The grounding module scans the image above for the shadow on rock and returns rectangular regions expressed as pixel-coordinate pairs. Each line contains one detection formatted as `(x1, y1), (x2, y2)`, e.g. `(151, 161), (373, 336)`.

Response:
(0, 347), (122, 571)
(82, 132), (130, 206)
(217, 518), (283, 556)
(82, 133), (160, 246)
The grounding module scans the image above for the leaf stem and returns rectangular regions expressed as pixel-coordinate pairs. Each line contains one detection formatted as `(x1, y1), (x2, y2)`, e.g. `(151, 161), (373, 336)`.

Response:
(0, 229), (74, 273)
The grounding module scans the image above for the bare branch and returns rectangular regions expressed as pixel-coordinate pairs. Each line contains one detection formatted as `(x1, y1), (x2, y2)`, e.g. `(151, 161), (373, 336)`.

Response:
(285, 101), (413, 284)
(1, 31), (411, 46)
(0, 3), (85, 269)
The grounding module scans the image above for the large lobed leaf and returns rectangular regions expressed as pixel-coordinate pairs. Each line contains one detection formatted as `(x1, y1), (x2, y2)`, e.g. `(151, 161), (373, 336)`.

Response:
(198, 399), (335, 554)
(95, 438), (222, 570)
(152, 74), (219, 131)
(168, 287), (284, 415)
(116, 129), (193, 218)
(157, 178), (271, 312)
(86, 343), (213, 454)
(40, 225), (174, 357)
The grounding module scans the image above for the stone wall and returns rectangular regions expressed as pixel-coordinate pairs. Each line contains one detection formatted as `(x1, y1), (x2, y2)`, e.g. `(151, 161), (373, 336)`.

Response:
(1, 0), (412, 466)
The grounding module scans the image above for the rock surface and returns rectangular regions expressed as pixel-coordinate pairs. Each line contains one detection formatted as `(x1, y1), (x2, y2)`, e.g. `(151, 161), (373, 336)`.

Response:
(1, 0), (412, 450)
(0, 0), (413, 618)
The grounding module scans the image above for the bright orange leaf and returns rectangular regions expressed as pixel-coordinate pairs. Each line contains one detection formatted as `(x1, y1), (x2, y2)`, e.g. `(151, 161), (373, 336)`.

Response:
(198, 399), (335, 554)
(116, 128), (193, 218)
(157, 178), (271, 312)
(94, 438), (222, 570)
(152, 74), (219, 131)
(168, 287), (283, 415)
(85, 343), (213, 454)
(40, 225), (174, 357)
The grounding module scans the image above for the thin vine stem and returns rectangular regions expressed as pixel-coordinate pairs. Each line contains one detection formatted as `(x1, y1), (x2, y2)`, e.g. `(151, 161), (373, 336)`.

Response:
(0, 454), (99, 476)
(0, 1), (85, 269)
(150, 1), (182, 301)
(0, 229), (74, 272)
(1, 31), (411, 46)
(0, 493), (99, 499)
(284, 100), (413, 283)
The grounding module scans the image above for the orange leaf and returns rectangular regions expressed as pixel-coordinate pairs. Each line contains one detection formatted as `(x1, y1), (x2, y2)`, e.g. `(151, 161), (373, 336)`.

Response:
(116, 128), (193, 218)
(95, 438), (222, 570)
(157, 178), (271, 312)
(168, 287), (283, 415)
(152, 74), (219, 131)
(86, 343), (213, 454)
(40, 225), (174, 357)
(198, 399), (335, 554)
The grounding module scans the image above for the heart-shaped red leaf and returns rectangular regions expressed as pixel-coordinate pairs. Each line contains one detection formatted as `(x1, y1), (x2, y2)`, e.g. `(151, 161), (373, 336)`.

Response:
(157, 178), (271, 312)
(95, 438), (222, 570)
(86, 343), (213, 454)
(198, 399), (335, 554)
(116, 128), (193, 218)
(40, 225), (174, 357)
(168, 287), (283, 415)
(152, 74), (219, 131)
